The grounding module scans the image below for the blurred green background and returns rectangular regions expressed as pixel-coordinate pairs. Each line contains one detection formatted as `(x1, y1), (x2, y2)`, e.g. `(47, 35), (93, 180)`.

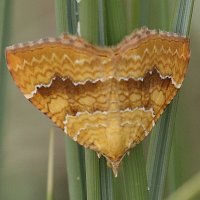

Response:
(1, 0), (200, 199)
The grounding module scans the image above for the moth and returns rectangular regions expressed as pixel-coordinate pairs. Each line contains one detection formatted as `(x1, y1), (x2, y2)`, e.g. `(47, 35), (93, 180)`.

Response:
(5, 27), (190, 176)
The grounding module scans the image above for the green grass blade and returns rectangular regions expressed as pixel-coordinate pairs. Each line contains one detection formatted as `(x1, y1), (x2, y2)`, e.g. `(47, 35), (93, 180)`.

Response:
(167, 133), (182, 192)
(146, 1), (194, 199)
(147, 100), (178, 200)
(99, 157), (114, 200)
(54, 1), (86, 200)
(64, 135), (84, 200)
(78, 1), (100, 200)
(76, 144), (87, 200)
(146, 0), (169, 30)
(96, 2), (115, 199)
(85, 149), (100, 200)
(123, 144), (149, 200)
(104, 0), (127, 45)
(103, 1), (149, 200)
(78, 0), (98, 43)
(46, 129), (54, 200)
(100, 1), (123, 199)
(165, 170), (200, 200)
(54, 0), (67, 35)
(80, 1), (118, 199)
(145, 0), (170, 199)
(98, 0), (106, 46)
(139, 0), (149, 26)
(113, 168), (126, 200)
(0, 0), (11, 197)
(167, 0), (194, 195)
(66, 0), (79, 35)
(160, 0), (169, 30)
(125, 0), (140, 33)
(170, 0), (194, 35)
